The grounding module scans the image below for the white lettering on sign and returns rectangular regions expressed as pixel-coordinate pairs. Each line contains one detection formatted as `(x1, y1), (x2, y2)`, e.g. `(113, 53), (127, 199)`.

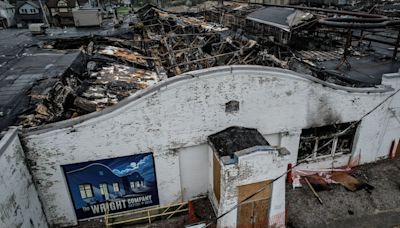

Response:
(89, 196), (153, 215)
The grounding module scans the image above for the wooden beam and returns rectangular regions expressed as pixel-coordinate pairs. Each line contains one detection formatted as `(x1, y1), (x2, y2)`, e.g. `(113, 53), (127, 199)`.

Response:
(304, 177), (323, 204)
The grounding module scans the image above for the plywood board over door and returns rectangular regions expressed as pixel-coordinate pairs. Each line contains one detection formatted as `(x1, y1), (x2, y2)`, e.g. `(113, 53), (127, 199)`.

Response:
(237, 180), (272, 228)
(213, 152), (221, 203)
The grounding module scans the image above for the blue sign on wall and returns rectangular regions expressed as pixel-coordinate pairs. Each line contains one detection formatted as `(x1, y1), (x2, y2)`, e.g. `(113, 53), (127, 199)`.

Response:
(62, 153), (159, 220)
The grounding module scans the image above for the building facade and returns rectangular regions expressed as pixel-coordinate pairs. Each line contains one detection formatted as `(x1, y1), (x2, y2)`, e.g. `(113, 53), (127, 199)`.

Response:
(18, 66), (400, 227)
(15, 0), (44, 26)
(47, 0), (76, 26)
(0, 0), (15, 27)
(71, 8), (102, 27)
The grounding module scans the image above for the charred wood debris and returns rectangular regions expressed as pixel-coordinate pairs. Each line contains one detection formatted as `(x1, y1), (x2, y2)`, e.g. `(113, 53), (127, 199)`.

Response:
(18, 6), (263, 128)
(18, 4), (400, 127)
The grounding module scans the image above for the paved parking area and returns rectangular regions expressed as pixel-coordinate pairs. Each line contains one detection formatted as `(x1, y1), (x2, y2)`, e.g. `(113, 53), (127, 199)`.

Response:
(287, 157), (400, 228)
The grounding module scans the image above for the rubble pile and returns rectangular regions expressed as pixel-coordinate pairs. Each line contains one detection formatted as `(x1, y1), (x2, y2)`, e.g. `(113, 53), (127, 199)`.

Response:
(15, 4), (400, 128)
(132, 5), (263, 76)
(75, 62), (160, 113)
(19, 75), (80, 127)
(17, 5), (277, 128)
(18, 49), (161, 128)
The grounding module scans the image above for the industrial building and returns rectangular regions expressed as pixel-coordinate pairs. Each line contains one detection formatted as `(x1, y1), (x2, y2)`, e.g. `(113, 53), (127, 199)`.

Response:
(0, 1), (400, 228)
(1, 65), (399, 227)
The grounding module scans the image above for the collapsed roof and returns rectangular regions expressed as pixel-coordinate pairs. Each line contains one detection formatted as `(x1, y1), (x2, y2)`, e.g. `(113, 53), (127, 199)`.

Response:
(1, 3), (399, 130)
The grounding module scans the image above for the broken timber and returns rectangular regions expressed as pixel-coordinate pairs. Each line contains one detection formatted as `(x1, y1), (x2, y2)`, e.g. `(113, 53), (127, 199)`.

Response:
(304, 177), (323, 204)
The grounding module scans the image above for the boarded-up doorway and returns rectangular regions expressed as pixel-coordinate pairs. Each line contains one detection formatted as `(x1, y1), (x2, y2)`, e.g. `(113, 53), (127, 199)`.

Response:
(213, 152), (221, 203)
(179, 144), (209, 200)
(237, 180), (272, 228)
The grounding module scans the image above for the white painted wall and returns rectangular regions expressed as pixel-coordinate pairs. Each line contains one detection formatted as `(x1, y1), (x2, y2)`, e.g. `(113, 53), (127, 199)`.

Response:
(22, 66), (400, 226)
(215, 148), (289, 228)
(264, 133), (281, 146)
(377, 73), (400, 160)
(0, 128), (48, 228)
(178, 144), (209, 201)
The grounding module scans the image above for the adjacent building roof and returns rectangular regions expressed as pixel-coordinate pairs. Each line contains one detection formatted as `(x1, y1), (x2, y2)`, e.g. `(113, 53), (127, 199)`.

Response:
(208, 126), (270, 157)
(0, 48), (82, 131)
(246, 7), (313, 32)
(16, 0), (40, 9)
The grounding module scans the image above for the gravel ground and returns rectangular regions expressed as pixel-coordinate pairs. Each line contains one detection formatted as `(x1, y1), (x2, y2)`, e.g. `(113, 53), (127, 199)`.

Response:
(287, 157), (400, 228)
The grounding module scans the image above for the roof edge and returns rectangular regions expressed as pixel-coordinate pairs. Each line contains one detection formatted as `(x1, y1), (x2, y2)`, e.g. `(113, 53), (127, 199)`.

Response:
(246, 16), (290, 32)
(0, 128), (19, 157)
(23, 65), (394, 136)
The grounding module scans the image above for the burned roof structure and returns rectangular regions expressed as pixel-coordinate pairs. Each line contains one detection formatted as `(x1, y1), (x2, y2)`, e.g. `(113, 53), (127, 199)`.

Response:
(0, 47), (83, 130)
(1, 2), (400, 131)
(208, 126), (270, 157)
(207, 2), (400, 86)
(133, 5), (260, 76)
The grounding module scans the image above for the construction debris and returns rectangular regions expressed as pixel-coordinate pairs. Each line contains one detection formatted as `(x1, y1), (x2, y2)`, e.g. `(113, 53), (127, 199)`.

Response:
(292, 168), (375, 194)
(304, 177), (323, 204)
(331, 172), (363, 192)
(288, 157), (400, 228)
(18, 53), (161, 127)
(13, 3), (400, 128)
(97, 46), (150, 67)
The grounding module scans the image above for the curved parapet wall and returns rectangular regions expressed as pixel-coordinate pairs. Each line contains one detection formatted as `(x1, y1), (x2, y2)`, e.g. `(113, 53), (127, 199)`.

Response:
(0, 128), (48, 228)
(23, 65), (400, 226)
(25, 65), (392, 135)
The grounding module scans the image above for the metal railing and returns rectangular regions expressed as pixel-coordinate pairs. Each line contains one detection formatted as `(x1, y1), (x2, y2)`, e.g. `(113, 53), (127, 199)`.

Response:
(104, 201), (188, 227)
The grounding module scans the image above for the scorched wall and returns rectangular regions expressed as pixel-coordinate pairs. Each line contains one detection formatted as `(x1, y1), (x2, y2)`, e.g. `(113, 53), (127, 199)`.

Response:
(22, 66), (400, 226)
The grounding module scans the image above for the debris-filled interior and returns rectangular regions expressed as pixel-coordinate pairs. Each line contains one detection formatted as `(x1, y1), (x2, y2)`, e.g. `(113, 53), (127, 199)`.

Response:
(15, 2), (400, 128)
(297, 122), (358, 162)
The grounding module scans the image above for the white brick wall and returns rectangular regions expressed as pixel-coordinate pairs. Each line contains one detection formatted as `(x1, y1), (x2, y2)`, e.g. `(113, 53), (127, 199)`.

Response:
(23, 66), (400, 226)
(0, 128), (48, 228)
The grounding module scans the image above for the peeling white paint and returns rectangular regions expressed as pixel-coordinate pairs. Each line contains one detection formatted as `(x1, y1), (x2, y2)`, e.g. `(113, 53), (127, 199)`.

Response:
(212, 147), (290, 228)
(22, 66), (400, 226)
(179, 144), (209, 201)
(0, 128), (47, 228)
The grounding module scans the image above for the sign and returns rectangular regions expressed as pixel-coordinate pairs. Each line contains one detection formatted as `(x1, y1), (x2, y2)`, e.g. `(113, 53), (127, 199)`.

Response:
(62, 153), (159, 220)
